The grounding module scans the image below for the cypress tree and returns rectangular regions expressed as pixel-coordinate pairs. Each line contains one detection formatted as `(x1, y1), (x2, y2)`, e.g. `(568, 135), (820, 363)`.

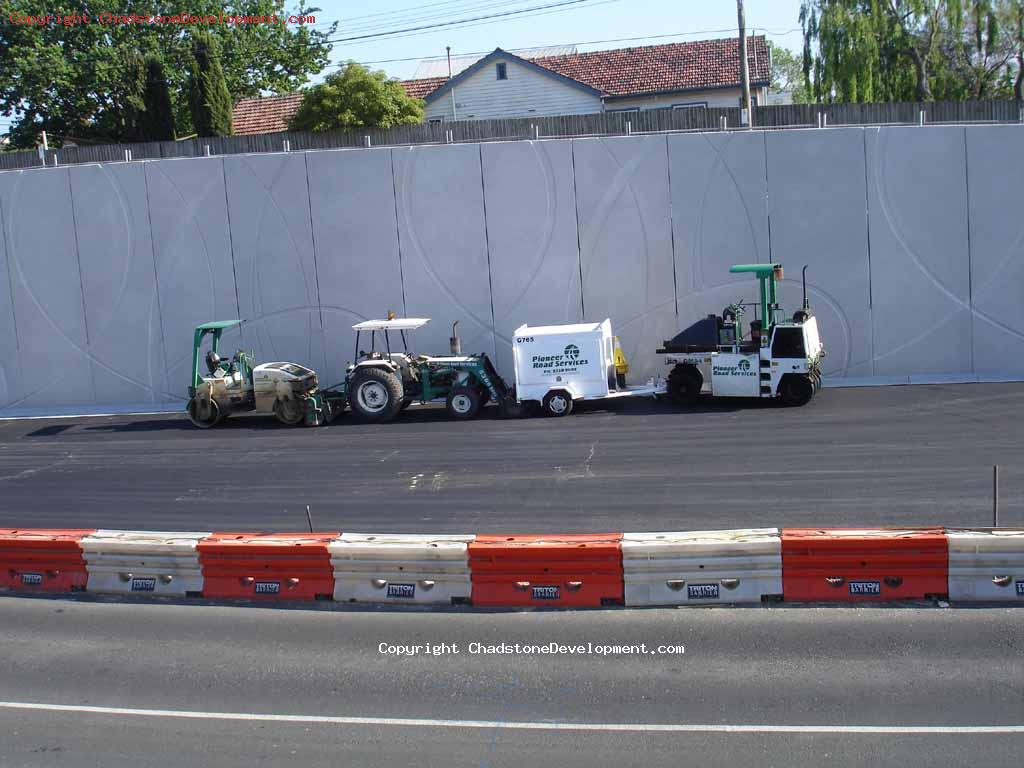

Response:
(139, 56), (176, 141)
(189, 34), (233, 137)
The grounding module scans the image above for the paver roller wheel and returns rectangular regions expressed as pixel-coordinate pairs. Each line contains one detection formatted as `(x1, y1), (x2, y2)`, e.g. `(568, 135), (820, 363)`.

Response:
(274, 397), (305, 426)
(188, 396), (221, 428)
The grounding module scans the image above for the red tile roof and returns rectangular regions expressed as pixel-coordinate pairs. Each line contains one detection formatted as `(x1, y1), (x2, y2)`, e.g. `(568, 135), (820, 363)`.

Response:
(232, 93), (304, 136)
(231, 37), (771, 135)
(400, 76), (448, 99)
(531, 36), (770, 98)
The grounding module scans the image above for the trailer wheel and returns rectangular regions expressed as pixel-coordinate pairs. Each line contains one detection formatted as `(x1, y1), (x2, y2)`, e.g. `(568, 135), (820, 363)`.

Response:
(446, 387), (481, 420)
(543, 390), (574, 417)
(779, 374), (814, 407)
(668, 365), (702, 406)
(348, 368), (404, 422)
(187, 396), (221, 428)
(273, 397), (305, 426)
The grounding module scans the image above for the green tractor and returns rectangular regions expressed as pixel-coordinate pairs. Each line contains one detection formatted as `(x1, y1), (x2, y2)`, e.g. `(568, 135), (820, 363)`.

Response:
(321, 317), (513, 423)
(187, 320), (323, 428)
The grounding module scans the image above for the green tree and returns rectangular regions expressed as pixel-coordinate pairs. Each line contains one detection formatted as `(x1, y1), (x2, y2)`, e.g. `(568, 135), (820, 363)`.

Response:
(138, 56), (176, 141)
(1014, 0), (1024, 99)
(768, 41), (810, 102)
(189, 34), (234, 137)
(0, 0), (335, 148)
(288, 63), (425, 132)
(801, 0), (1021, 102)
(118, 52), (149, 142)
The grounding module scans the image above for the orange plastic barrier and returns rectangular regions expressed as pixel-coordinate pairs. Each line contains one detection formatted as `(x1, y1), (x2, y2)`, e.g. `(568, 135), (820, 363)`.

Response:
(781, 528), (948, 602)
(468, 533), (624, 607)
(0, 529), (94, 593)
(197, 532), (339, 600)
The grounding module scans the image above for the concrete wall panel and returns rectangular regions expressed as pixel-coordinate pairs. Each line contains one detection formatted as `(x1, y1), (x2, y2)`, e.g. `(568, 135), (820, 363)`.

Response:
(668, 131), (770, 348)
(0, 168), (94, 409)
(481, 140), (583, 377)
(966, 125), (1024, 375)
(306, 148), (406, 386)
(0, 172), (22, 410)
(145, 158), (239, 402)
(866, 127), (972, 376)
(392, 144), (495, 362)
(766, 128), (873, 378)
(225, 153), (325, 378)
(572, 136), (677, 380)
(70, 163), (168, 406)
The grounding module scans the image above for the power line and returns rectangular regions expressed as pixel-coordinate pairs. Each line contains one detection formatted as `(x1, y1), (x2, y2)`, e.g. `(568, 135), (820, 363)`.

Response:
(334, 0), (543, 36)
(330, 0), (623, 48)
(326, 0), (611, 44)
(306, 0), (514, 31)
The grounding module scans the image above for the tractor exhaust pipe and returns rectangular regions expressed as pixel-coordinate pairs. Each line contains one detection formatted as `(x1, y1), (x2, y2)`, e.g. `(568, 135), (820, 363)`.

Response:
(450, 321), (461, 355)
(802, 265), (809, 310)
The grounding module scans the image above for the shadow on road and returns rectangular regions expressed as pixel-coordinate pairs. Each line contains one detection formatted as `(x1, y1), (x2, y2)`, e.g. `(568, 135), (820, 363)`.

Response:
(19, 396), (759, 436)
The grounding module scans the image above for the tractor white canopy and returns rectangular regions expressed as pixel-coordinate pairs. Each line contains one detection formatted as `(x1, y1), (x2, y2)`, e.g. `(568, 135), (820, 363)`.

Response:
(351, 318), (430, 332)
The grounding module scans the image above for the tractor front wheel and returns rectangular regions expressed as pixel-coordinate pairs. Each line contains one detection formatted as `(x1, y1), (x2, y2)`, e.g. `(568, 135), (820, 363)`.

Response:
(187, 396), (221, 429)
(274, 397), (305, 426)
(446, 387), (481, 420)
(348, 368), (404, 422)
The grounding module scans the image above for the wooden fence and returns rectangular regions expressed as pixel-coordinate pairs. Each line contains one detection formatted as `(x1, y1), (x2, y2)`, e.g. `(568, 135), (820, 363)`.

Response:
(2, 99), (1021, 171)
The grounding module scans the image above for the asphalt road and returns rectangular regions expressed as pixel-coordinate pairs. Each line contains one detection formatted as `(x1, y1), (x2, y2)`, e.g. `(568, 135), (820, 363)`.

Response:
(0, 383), (1021, 532)
(0, 597), (1021, 767)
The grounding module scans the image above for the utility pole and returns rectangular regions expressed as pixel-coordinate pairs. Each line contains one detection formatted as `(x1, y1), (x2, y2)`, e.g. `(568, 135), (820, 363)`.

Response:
(447, 46), (458, 121)
(737, 0), (753, 127)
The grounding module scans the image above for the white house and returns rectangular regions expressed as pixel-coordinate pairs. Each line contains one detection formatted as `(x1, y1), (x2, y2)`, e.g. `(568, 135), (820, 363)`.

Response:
(231, 36), (771, 135)
(408, 37), (771, 122)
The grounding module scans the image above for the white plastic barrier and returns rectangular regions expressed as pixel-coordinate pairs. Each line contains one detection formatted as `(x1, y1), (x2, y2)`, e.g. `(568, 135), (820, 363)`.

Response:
(329, 533), (475, 605)
(621, 528), (782, 606)
(81, 530), (210, 596)
(947, 528), (1024, 602)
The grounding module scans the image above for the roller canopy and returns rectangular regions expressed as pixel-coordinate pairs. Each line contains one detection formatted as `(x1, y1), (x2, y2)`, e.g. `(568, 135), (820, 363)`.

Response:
(351, 318), (430, 332)
(195, 320), (243, 332)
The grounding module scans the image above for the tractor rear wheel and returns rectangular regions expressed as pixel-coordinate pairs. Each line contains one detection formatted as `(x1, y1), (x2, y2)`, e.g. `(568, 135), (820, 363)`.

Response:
(348, 368), (404, 422)
(779, 375), (814, 407)
(446, 387), (481, 420)
(274, 397), (305, 426)
(542, 390), (574, 417)
(187, 396), (221, 429)
(668, 365), (703, 406)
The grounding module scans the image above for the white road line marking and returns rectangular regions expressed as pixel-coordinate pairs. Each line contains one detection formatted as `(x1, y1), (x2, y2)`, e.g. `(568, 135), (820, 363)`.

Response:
(0, 702), (1021, 734)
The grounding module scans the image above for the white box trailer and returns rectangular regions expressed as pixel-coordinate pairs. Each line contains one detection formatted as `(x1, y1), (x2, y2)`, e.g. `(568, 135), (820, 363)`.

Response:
(512, 320), (664, 416)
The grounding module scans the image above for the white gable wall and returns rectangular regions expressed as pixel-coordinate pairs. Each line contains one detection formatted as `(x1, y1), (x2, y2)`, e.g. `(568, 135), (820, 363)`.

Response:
(424, 56), (602, 121)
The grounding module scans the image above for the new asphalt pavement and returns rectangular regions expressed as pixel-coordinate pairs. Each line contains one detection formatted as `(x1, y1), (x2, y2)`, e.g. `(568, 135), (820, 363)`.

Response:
(0, 597), (1021, 768)
(0, 383), (1020, 532)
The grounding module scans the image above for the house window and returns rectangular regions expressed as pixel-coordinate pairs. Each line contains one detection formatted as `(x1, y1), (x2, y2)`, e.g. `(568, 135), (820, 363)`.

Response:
(428, 118), (444, 125)
(672, 102), (708, 110)
(496, 62), (507, 80)
(606, 106), (640, 114)
(738, 94), (760, 107)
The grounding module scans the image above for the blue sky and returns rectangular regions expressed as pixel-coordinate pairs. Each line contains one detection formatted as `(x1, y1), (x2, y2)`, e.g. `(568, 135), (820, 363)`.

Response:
(307, 0), (806, 81)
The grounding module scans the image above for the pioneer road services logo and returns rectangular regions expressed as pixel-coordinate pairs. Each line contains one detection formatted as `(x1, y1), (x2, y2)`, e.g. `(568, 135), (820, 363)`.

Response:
(532, 343), (588, 371)
(713, 357), (757, 377)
